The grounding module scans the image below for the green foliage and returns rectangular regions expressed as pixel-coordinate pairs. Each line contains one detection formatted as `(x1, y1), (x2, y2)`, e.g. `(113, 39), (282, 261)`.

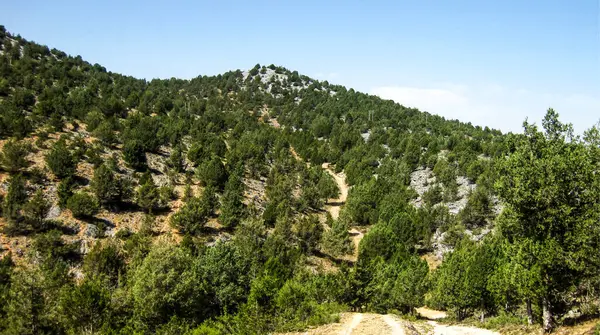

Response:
(84, 108), (104, 132)
(2, 174), (27, 223)
(82, 240), (125, 286)
(219, 168), (246, 228)
(459, 186), (493, 227)
(130, 245), (208, 331)
(93, 119), (118, 146)
(358, 213), (417, 264)
(343, 179), (382, 225)
(422, 183), (443, 206)
(495, 110), (600, 330)
(0, 253), (14, 329)
(91, 164), (131, 206)
(58, 277), (110, 334)
(3, 266), (58, 335)
(429, 238), (498, 320)
(22, 189), (50, 229)
(294, 215), (323, 255)
(0, 138), (29, 173)
(135, 172), (165, 212)
(4, 27), (599, 333)
(66, 192), (99, 219)
(167, 145), (184, 172)
(45, 139), (77, 179)
(367, 254), (428, 314)
(321, 217), (353, 257)
(57, 176), (75, 208)
(123, 139), (147, 170)
(170, 186), (217, 234)
(195, 156), (228, 190)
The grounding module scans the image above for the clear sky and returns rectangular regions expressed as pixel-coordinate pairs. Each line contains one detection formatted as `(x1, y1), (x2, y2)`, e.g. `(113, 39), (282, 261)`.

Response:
(2, 0), (599, 133)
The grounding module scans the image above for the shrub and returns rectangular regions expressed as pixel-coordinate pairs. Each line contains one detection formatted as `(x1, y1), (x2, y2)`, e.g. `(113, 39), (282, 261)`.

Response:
(23, 189), (50, 229)
(67, 192), (99, 219)
(0, 138), (29, 173)
(45, 140), (77, 179)
(170, 187), (216, 234)
(91, 164), (131, 206)
(123, 139), (147, 171)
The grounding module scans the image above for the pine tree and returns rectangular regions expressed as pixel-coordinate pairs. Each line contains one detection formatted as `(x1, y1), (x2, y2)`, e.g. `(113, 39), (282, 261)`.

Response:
(22, 190), (50, 230)
(0, 138), (29, 173)
(45, 139), (77, 179)
(219, 169), (246, 228)
(2, 174), (27, 223)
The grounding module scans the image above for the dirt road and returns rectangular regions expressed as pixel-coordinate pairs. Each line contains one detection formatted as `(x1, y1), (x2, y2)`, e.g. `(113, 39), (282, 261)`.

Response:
(425, 321), (499, 335)
(284, 313), (405, 335)
(282, 312), (501, 335)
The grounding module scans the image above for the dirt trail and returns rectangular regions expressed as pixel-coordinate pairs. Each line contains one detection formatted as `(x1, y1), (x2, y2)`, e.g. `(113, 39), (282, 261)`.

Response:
(321, 162), (365, 262)
(416, 307), (447, 320)
(322, 162), (349, 220)
(283, 313), (405, 335)
(382, 314), (406, 335)
(281, 312), (501, 335)
(426, 321), (500, 335)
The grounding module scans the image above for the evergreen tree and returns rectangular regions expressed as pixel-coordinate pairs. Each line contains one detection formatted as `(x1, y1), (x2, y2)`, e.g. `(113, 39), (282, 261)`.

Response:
(0, 138), (29, 173)
(123, 139), (147, 171)
(67, 192), (99, 219)
(219, 169), (246, 228)
(91, 164), (130, 206)
(22, 190), (50, 230)
(495, 110), (600, 331)
(45, 139), (77, 179)
(170, 186), (217, 234)
(2, 174), (27, 223)
(196, 156), (228, 190)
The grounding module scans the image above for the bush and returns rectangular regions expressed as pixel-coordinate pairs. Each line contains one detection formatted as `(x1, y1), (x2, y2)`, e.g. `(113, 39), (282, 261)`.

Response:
(57, 177), (75, 208)
(85, 108), (104, 132)
(423, 184), (443, 206)
(23, 189), (50, 229)
(2, 174), (27, 222)
(123, 139), (147, 171)
(294, 215), (323, 255)
(195, 156), (227, 190)
(0, 138), (29, 173)
(170, 187), (216, 234)
(91, 164), (132, 206)
(321, 218), (353, 257)
(45, 139), (77, 179)
(67, 192), (99, 219)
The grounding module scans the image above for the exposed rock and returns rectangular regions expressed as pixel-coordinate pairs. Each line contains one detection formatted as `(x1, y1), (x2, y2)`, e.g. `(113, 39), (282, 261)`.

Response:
(410, 167), (436, 208)
(104, 226), (116, 237)
(445, 176), (476, 214)
(431, 229), (453, 259)
(78, 240), (90, 254)
(84, 224), (100, 238)
(45, 205), (61, 220)
(360, 131), (371, 142)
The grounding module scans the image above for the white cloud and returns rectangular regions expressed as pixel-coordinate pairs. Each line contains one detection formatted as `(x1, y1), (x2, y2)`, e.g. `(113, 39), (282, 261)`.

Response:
(370, 84), (600, 134)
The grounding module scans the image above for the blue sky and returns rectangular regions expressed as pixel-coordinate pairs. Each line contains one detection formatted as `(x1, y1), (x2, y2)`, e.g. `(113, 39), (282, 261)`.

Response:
(2, 0), (599, 133)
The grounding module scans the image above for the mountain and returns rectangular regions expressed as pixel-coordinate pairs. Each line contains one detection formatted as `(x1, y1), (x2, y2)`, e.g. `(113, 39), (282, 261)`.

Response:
(1, 25), (599, 335)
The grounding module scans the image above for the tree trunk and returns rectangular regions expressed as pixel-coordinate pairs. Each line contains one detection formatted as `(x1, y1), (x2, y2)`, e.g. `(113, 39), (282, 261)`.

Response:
(542, 296), (555, 333)
(526, 299), (533, 325)
(480, 310), (485, 323)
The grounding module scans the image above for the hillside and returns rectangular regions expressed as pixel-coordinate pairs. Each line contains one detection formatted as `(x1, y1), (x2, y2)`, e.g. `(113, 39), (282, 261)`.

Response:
(1, 26), (599, 335)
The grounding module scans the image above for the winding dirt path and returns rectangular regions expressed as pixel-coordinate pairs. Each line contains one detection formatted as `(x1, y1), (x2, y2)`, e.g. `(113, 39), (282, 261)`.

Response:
(322, 162), (349, 220)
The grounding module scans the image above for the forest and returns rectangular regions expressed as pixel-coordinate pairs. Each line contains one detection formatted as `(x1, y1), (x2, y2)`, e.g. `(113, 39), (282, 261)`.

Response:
(0, 25), (599, 334)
